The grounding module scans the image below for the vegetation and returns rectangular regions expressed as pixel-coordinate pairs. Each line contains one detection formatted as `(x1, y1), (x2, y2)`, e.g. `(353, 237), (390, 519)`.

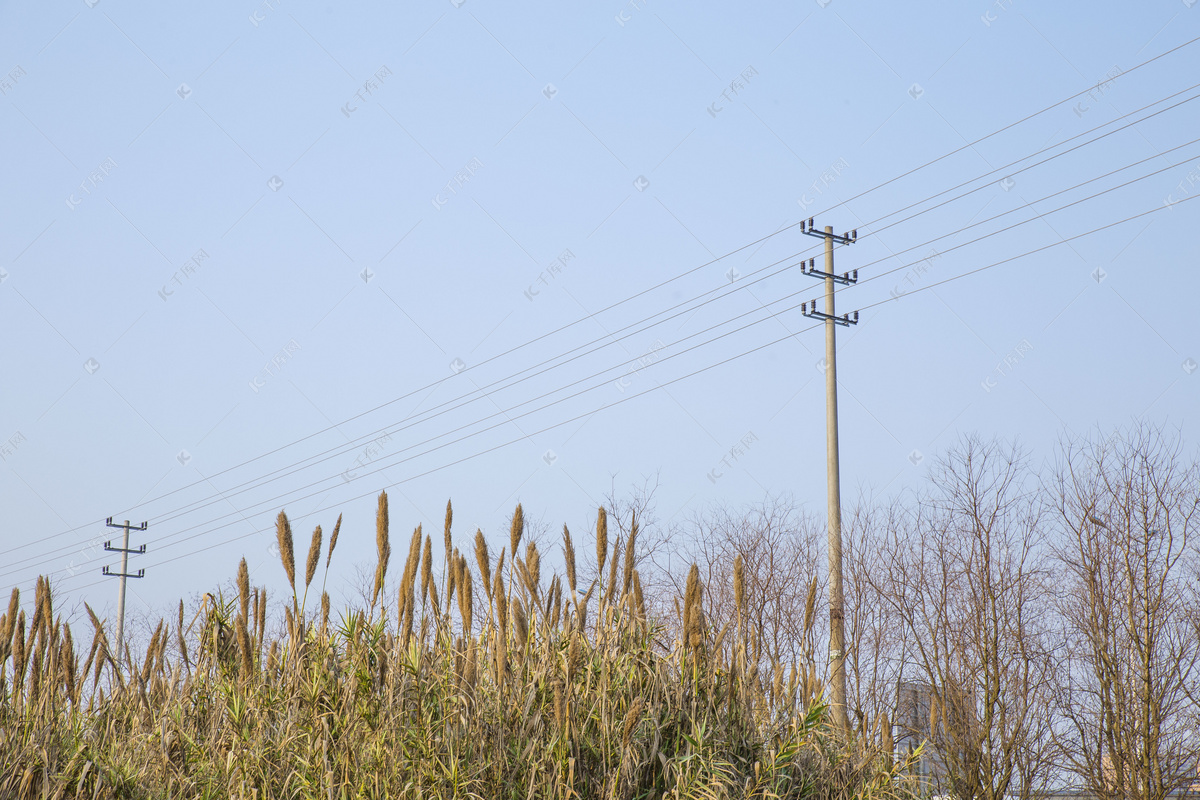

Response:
(0, 498), (916, 800)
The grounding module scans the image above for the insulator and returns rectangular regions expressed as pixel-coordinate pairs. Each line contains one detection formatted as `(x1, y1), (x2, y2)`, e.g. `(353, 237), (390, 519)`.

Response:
(853, 270), (858, 281)
(854, 311), (860, 322)
(852, 229), (858, 240)
(808, 217), (814, 230)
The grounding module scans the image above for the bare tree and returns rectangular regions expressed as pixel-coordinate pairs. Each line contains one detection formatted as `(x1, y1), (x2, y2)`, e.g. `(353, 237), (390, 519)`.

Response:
(843, 497), (910, 736)
(871, 436), (1057, 800)
(1050, 424), (1200, 800)
(684, 495), (825, 674)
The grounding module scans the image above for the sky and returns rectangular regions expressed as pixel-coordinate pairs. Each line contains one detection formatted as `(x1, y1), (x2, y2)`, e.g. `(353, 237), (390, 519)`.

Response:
(1, 0), (1198, 631)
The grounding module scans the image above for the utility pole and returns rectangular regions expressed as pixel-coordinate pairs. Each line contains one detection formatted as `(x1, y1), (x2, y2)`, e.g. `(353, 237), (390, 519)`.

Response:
(800, 219), (859, 735)
(102, 517), (147, 660)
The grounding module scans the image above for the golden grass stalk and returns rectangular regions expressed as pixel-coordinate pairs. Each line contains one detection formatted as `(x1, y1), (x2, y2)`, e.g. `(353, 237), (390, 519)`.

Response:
(373, 491), (391, 608)
(326, 513), (342, 569)
(803, 576), (818, 636)
(235, 616), (253, 678)
(421, 534), (433, 607)
(525, 542), (540, 601)
(509, 503), (524, 561)
(562, 525), (576, 596)
(474, 529), (492, 601)
(683, 564), (702, 657)
(305, 525), (322, 590)
(276, 511), (296, 595)
(595, 507), (608, 577)
(443, 499), (453, 560)
(622, 697), (644, 748)
(621, 515), (638, 599)
(512, 596), (528, 654)
(606, 535), (621, 604)
(237, 558), (250, 626)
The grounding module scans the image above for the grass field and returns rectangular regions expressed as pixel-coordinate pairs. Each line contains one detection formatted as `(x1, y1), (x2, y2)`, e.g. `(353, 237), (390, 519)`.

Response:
(0, 495), (917, 799)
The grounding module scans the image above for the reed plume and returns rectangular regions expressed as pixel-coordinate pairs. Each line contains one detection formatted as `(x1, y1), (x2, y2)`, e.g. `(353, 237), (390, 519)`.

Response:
(276, 511), (296, 595)
(562, 525), (576, 596)
(373, 491), (391, 608)
(509, 503), (524, 560)
(305, 525), (322, 589)
(474, 529), (492, 600)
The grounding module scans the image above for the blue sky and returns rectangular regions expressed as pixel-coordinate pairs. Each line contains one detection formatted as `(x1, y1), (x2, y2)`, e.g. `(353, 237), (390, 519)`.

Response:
(1, 0), (1197, 626)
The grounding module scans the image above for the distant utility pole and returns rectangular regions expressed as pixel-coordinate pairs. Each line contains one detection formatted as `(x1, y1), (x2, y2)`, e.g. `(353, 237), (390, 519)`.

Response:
(800, 219), (859, 736)
(101, 517), (147, 659)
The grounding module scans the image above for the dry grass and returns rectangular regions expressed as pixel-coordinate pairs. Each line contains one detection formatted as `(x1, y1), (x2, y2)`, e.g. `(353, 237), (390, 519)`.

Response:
(0, 496), (918, 800)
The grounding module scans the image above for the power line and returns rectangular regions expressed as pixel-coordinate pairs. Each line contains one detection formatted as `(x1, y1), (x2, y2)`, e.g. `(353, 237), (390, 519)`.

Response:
(14, 129), (1200, 580)
(53, 189), (1200, 595)
(30, 35), (1200, 551)
(15, 40), (1200, 579)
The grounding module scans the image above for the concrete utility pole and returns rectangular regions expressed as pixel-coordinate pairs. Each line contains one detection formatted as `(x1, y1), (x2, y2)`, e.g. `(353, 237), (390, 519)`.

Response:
(102, 517), (147, 660)
(800, 219), (859, 735)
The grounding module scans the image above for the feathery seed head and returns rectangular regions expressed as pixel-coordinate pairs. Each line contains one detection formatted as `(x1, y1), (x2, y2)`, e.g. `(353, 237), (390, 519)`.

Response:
(595, 507), (608, 574)
(326, 513), (342, 569)
(622, 514), (638, 598)
(474, 529), (492, 600)
(729, 554), (739, 618)
(305, 525), (322, 589)
(443, 499), (453, 557)
(237, 558), (250, 623)
(275, 511), (296, 591)
(421, 534), (433, 603)
(509, 503), (524, 558)
(562, 525), (576, 595)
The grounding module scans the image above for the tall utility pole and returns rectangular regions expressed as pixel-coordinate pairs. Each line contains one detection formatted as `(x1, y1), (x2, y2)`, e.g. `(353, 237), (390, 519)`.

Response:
(102, 517), (147, 659)
(800, 219), (859, 735)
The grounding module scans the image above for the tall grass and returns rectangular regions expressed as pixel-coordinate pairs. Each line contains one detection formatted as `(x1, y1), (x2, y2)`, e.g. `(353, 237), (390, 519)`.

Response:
(0, 497), (917, 799)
